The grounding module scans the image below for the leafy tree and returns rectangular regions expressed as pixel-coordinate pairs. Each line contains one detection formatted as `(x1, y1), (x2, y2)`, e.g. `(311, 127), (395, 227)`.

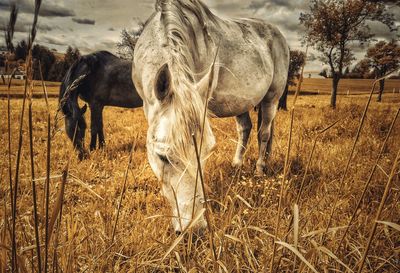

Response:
(64, 46), (81, 67)
(48, 60), (66, 82)
(347, 59), (373, 79)
(15, 40), (28, 61)
(32, 44), (56, 80)
(279, 50), (306, 110)
(48, 46), (81, 82)
(300, 0), (396, 108)
(366, 40), (400, 102)
(117, 22), (144, 60)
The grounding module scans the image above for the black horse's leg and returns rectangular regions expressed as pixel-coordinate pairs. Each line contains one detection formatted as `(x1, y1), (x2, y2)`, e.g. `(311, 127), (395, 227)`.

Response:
(98, 107), (105, 149)
(90, 104), (104, 150)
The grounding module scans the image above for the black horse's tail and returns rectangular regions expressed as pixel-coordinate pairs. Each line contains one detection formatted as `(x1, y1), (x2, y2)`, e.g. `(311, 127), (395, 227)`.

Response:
(59, 59), (89, 158)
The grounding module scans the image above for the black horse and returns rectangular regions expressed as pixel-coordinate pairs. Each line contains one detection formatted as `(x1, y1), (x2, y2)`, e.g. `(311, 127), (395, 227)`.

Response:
(59, 51), (143, 159)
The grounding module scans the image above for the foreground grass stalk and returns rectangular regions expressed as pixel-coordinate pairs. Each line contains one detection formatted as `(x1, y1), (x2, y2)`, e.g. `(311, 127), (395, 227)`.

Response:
(111, 140), (136, 243)
(11, 51), (32, 273)
(275, 118), (342, 271)
(336, 107), (400, 253)
(44, 82), (51, 273)
(356, 148), (400, 273)
(191, 45), (219, 220)
(28, 79), (42, 273)
(270, 47), (307, 273)
(269, 109), (294, 272)
(7, 69), (17, 224)
(5, 4), (18, 272)
(192, 134), (217, 267)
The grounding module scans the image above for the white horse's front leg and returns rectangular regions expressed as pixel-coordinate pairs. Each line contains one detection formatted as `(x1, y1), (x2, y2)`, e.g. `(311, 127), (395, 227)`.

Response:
(232, 112), (252, 167)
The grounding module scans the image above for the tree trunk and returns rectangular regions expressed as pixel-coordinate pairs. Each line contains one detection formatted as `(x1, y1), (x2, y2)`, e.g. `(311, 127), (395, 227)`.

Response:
(377, 79), (385, 102)
(278, 84), (289, 111)
(330, 75), (340, 109)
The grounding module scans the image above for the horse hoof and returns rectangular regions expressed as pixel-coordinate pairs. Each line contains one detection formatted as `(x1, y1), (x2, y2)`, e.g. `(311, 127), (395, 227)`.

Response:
(231, 159), (243, 168)
(255, 165), (265, 176)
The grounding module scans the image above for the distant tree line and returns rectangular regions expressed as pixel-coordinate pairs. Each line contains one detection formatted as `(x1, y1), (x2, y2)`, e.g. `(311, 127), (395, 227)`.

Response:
(13, 40), (81, 82)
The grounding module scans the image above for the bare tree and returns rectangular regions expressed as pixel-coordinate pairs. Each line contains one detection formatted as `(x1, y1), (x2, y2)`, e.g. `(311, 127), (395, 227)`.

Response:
(116, 22), (144, 60)
(366, 40), (400, 102)
(300, 0), (396, 108)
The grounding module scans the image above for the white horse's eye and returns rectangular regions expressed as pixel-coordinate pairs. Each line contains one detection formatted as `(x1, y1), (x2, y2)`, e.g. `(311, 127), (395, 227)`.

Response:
(154, 63), (171, 101)
(158, 154), (170, 164)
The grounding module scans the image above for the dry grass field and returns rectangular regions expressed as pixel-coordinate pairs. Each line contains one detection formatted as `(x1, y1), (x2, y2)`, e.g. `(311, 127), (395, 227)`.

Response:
(0, 83), (400, 272)
(1, 78), (400, 98)
(288, 78), (400, 95)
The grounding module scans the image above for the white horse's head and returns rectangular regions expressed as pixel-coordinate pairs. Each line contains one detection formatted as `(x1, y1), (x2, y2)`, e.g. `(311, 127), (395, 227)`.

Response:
(133, 0), (220, 232)
(145, 61), (217, 232)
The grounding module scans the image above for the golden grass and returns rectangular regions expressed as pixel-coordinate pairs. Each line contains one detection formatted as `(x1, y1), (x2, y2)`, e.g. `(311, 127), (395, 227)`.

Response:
(289, 78), (400, 95)
(0, 92), (400, 272)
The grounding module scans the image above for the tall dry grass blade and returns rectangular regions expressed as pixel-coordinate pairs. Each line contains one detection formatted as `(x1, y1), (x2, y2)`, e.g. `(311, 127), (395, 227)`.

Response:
(43, 77), (51, 273)
(275, 118), (343, 271)
(311, 240), (353, 272)
(6, 68), (17, 221)
(270, 47), (308, 273)
(292, 204), (299, 271)
(322, 69), (400, 244)
(161, 208), (206, 262)
(276, 241), (318, 273)
(37, 64), (62, 258)
(5, 4), (18, 53)
(11, 44), (32, 273)
(192, 134), (217, 267)
(29, 0), (42, 48)
(336, 107), (400, 253)
(191, 44), (219, 220)
(28, 80), (42, 273)
(47, 169), (67, 245)
(376, 221), (400, 232)
(356, 147), (400, 273)
(5, 5), (18, 272)
(269, 110), (294, 272)
(295, 118), (341, 205)
(111, 140), (136, 243)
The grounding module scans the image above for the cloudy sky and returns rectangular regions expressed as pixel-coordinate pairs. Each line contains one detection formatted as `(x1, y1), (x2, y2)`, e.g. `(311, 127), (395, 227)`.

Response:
(1, 0), (399, 72)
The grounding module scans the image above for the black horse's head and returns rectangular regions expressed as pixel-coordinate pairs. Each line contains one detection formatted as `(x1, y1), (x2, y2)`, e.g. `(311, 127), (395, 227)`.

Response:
(63, 103), (88, 160)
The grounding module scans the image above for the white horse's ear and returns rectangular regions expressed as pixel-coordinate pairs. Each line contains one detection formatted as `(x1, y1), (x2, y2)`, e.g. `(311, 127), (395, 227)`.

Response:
(154, 63), (171, 101)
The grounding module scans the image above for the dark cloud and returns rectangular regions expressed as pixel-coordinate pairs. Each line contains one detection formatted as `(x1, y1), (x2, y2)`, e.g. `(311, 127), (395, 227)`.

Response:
(72, 18), (96, 25)
(0, 0), (75, 17)
(0, 12), (56, 33)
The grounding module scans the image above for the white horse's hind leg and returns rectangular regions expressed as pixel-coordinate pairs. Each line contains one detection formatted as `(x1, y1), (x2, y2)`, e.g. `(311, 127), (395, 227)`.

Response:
(256, 100), (278, 175)
(232, 112), (252, 167)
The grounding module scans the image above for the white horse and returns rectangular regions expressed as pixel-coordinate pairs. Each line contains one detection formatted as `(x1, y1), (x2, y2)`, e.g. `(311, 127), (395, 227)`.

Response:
(132, 0), (289, 232)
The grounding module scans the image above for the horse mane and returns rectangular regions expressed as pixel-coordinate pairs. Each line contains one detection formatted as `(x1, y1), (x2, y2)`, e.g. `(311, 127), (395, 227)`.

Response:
(156, 0), (219, 171)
